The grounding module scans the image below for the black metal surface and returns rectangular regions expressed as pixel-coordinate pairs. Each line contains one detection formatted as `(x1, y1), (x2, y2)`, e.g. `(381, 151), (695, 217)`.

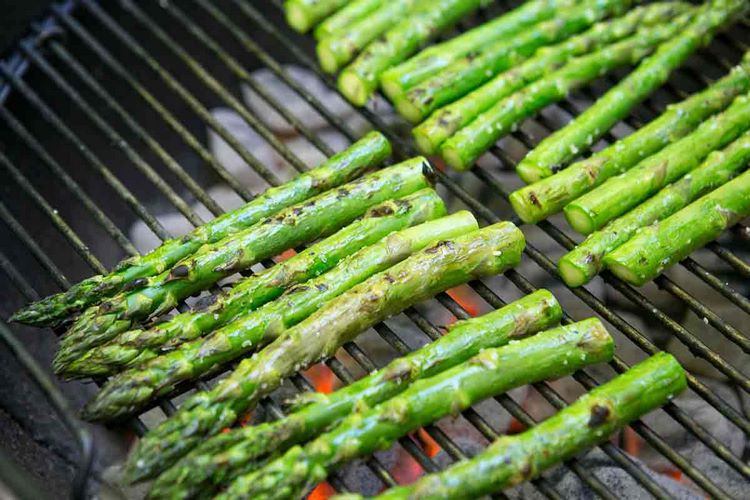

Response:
(0, 0), (747, 498)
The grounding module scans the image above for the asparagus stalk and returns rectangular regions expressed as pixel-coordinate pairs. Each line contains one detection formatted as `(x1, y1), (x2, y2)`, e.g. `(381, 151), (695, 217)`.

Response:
(370, 352), (686, 499)
(564, 93), (750, 235)
(316, 0), (418, 73)
(605, 169), (750, 285)
(394, 0), (633, 124)
(510, 55), (750, 223)
(338, 0), (484, 106)
(61, 189), (447, 378)
(149, 290), (562, 500)
(412, 2), (687, 154)
(122, 222), (524, 482)
(314, 0), (383, 40)
(516, 0), (749, 183)
(440, 18), (692, 171)
(53, 158), (432, 372)
(82, 210), (476, 424)
(284, 0), (350, 33)
(220, 318), (614, 499)
(380, 0), (569, 101)
(10, 131), (391, 328)
(559, 129), (750, 287)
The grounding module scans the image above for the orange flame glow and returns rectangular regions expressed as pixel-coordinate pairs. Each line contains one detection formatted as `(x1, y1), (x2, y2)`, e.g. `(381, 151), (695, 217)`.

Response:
(308, 481), (335, 500)
(446, 285), (480, 317)
(304, 363), (336, 394)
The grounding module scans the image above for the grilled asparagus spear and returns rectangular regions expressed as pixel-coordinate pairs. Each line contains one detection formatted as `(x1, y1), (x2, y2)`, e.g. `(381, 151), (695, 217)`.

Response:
(510, 55), (750, 223)
(395, 0), (633, 123)
(314, 0), (383, 40)
(380, 0), (568, 101)
(516, 0), (749, 182)
(81, 206), (468, 423)
(559, 130), (750, 287)
(284, 0), (350, 33)
(412, 2), (687, 155)
(440, 18), (692, 171)
(564, 93), (750, 235)
(10, 131), (391, 328)
(605, 169), (750, 285)
(149, 290), (562, 500)
(219, 318), (614, 499)
(369, 352), (686, 499)
(316, 0), (418, 73)
(122, 222), (524, 482)
(338, 0), (484, 106)
(53, 158), (432, 372)
(61, 189), (447, 378)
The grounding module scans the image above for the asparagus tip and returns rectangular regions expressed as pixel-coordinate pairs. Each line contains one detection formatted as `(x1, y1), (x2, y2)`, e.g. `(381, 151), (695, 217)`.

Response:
(338, 70), (369, 106)
(564, 203), (597, 235)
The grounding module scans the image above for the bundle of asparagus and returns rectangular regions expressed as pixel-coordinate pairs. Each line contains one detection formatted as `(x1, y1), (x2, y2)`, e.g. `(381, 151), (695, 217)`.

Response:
(380, 0), (567, 101)
(219, 318), (615, 499)
(412, 2), (687, 154)
(60, 189), (449, 378)
(10, 131), (390, 327)
(122, 222), (526, 482)
(337, 0), (486, 106)
(516, 0), (749, 182)
(393, 0), (634, 123)
(510, 54), (750, 223)
(150, 290), (562, 499)
(564, 92), (750, 235)
(559, 129), (750, 287)
(440, 15), (693, 171)
(605, 168), (750, 285)
(53, 157), (433, 372)
(361, 352), (686, 499)
(81, 202), (469, 419)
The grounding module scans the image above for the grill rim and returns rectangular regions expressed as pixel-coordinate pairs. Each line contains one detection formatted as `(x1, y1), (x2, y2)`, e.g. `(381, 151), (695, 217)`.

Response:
(0, 0), (746, 498)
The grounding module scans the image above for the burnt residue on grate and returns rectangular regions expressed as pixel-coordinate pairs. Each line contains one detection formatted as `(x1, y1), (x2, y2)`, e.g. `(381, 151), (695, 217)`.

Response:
(0, 0), (748, 498)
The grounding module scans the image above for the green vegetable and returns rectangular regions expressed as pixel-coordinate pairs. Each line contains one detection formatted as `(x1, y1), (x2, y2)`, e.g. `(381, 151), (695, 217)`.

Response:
(338, 0), (484, 106)
(149, 289), (562, 500)
(53, 157), (432, 372)
(380, 0), (569, 101)
(412, 2), (687, 154)
(563, 93), (750, 235)
(515, 0), (749, 182)
(219, 318), (614, 499)
(122, 221), (524, 483)
(510, 54), (750, 223)
(440, 18), (691, 171)
(316, 0), (418, 73)
(604, 168), (750, 285)
(80, 201), (465, 423)
(10, 131), (391, 328)
(559, 129), (750, 287)
(370, 352), (686, 499)
(284, 0), (350, 33)
(395, 0), (633, 123)
(314, 0), (383, 40)
(60, 189), (448, 378)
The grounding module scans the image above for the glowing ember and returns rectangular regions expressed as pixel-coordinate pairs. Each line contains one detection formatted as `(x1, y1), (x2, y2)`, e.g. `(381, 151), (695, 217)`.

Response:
(416, 429), (441, 458)
(308, 481), (335, 500)
(304, 363), (336, 394)
(275, 248), (297, 262)
(446, 285), (481, 317)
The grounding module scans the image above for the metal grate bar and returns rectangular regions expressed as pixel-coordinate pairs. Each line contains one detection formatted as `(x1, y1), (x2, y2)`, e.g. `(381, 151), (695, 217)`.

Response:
(50, 4), (255, 202)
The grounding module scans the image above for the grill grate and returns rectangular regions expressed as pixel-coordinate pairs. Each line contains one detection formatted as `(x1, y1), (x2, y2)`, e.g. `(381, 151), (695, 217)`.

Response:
(0, 1), (748, 498)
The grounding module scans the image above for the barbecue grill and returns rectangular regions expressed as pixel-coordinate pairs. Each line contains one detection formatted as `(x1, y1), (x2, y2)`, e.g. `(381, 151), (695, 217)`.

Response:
(0, 1), (748, 499)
